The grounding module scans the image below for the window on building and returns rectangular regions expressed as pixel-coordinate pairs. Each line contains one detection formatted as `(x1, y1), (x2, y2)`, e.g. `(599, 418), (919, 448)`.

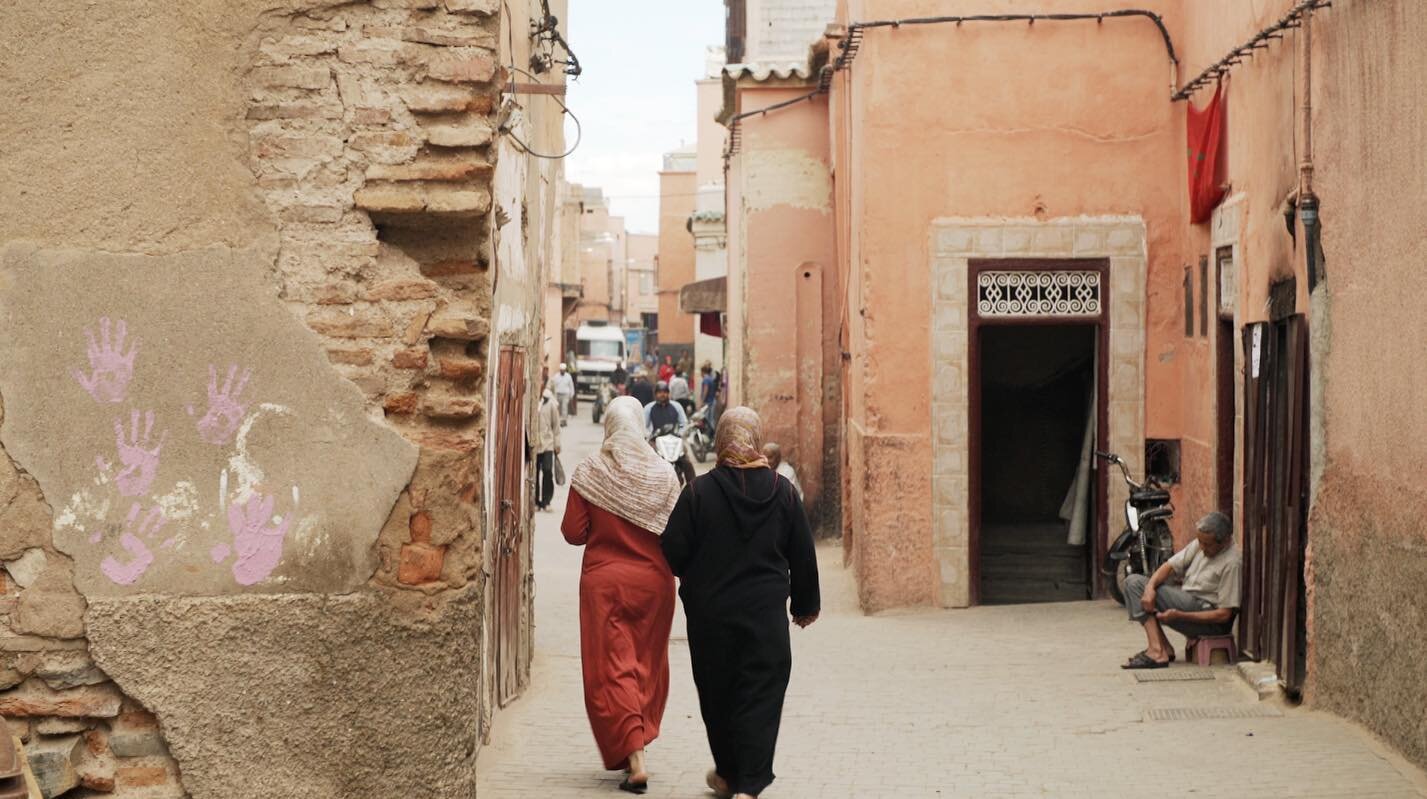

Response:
(1184, 266), (1194, 338)
(640, 273), (654, 296)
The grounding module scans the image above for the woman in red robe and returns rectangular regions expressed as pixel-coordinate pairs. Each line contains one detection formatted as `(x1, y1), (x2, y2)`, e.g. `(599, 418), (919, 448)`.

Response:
(562, 395), (683, 794)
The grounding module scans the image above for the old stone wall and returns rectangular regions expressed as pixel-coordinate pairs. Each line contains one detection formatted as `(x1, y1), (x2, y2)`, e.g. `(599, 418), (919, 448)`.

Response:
(0, 0), (550, 796)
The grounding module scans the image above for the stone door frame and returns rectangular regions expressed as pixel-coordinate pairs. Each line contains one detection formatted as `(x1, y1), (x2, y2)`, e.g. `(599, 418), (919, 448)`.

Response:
(930, 217), (1148, 608)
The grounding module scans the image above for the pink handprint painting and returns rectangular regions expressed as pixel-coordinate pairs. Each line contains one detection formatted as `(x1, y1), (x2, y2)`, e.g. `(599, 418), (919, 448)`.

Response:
(213, 493), (293, 586)
(110, 410), (166, 497)
(197, 365), (252, 445)
(71, 318), (139, 403)
(100, 503), (169, 586)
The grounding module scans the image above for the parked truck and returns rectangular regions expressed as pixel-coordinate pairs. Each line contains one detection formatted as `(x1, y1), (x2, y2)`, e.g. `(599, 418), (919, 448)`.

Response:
(574, 322), (626, 398)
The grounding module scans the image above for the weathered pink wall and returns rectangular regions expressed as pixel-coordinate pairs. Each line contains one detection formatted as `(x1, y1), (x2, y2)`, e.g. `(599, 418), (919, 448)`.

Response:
(837, 0), (1186, 609)
(657, 169), (698, 348)
(731, 85), (838, 522)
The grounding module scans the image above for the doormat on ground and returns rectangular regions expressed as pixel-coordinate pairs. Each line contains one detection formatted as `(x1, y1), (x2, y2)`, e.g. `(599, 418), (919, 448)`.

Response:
(1145, 706), (1283, 721)
(1133, 669), (1215, 683)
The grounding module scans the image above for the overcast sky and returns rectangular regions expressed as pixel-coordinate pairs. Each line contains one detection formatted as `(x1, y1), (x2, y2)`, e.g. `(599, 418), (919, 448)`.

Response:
(563, 1), (725, 233)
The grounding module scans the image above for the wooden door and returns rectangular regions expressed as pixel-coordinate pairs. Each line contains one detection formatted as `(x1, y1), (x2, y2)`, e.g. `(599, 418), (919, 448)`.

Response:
(1239, 316), (1309, 693)
(493, 346), (527, 706)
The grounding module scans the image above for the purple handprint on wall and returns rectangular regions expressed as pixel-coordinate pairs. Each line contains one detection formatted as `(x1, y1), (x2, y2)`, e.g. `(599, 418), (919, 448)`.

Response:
(213, 493), (293, 586)
(71, 318), (139, 403)
(197, 365), (252, 445)
(110, 410), (166, 497)
(99, 503), (169, 586)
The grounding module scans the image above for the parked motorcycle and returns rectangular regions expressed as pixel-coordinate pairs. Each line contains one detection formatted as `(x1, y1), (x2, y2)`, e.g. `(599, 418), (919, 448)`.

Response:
(652, 423), (697, 486)
(684, 406), (713, 463)
(1097, 450), (1175, 605)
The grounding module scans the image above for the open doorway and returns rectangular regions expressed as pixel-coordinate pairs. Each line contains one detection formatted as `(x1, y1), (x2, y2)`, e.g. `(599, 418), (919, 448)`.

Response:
(976, 325), (1097, 604)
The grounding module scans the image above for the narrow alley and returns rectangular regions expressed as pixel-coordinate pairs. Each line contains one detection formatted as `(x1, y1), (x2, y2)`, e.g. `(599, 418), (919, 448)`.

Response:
(476, 416), (1427, 798)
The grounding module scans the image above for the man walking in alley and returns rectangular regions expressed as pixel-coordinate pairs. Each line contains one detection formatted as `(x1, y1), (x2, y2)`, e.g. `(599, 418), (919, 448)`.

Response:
(628, 367), (655, 407)
(762, 442), (803, 501)
(531, 381), (562, 513)
(553, 364), (576, 425)
(700, 363), (718, 429)
(1121, 512), (1241, 669)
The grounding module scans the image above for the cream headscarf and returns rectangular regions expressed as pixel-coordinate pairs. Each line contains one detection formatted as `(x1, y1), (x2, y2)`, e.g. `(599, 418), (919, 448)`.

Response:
(714, 406), (770, 470)
(570, 396), (682, 534)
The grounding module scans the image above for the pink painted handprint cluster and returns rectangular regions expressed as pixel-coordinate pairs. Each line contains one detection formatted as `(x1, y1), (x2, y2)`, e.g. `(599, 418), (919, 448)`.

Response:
(98, 503), (172, 586)
(70, 318), (296, 587)
(72, 318), (139, 403)
(211, 494), (293, 586)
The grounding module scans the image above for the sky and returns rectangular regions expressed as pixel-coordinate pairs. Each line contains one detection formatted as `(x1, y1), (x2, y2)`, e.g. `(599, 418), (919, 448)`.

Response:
(562, 1), (726, 234)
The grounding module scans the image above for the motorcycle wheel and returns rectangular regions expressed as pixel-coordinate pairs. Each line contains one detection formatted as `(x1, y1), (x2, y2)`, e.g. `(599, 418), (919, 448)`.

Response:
(677, 458), (697, 486)
(692, 438), (708, 463)
(591, 401), (602, 425)
(1107, 560), (1132, 605)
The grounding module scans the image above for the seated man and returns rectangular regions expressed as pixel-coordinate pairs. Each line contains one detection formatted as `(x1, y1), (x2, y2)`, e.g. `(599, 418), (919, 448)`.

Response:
(762, 442), (803, 501)
(1121, 511), (1241, 669)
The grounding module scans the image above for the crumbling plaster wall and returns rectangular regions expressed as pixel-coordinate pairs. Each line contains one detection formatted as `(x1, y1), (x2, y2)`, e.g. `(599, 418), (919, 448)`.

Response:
(0, 0), (519, 796)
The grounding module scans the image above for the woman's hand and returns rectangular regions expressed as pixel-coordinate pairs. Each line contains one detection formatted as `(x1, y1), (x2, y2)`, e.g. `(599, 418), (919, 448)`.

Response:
(792, 613), (819, 629)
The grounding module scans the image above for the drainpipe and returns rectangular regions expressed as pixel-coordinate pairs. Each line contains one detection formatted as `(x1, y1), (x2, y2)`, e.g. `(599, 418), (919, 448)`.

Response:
(1298, 7), (1324, 290)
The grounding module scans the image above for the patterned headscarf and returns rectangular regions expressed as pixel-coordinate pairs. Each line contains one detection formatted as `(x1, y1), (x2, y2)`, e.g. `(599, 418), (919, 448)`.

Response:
(570, 396), (682, 535)
(714, 406), (770, 470)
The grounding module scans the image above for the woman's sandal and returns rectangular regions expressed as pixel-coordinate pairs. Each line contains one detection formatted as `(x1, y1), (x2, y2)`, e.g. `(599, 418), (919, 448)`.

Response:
(1121, 651), (1169, 669)
(618, 776), (648, 795)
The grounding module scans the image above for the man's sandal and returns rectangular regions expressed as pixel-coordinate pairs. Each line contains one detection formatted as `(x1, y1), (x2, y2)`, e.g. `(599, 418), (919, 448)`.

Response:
(1135, 647), (1174, 663)
(1121, 651), (1170, 669)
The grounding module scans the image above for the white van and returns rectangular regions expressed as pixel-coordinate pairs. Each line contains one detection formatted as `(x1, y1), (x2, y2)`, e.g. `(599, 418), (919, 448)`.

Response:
(574, 323), (626, 397)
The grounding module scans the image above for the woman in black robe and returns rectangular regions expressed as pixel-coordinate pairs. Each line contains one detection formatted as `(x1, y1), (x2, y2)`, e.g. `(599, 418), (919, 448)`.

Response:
(660, 406), (820, 799)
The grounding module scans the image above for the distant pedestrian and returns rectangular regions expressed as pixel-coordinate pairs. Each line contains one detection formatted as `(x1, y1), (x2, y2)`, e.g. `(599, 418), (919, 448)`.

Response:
(661, 407), (821, 799)
(552, 364), (575, 425)
(627, 367), (655, 407)
(668, 369), (692, 413)
(762, 442), (803, 501)
(658, 355), (675, 385)
(530, 383), (561, 512)
(563, 396), (683, 794)
(700, 364), (718, 427)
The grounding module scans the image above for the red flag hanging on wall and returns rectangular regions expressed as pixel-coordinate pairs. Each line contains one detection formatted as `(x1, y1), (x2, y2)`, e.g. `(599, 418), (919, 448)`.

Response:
(1187, 82), (1227, 224)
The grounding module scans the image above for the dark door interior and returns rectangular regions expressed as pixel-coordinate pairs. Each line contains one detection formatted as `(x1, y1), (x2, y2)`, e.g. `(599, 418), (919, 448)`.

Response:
(978, 324), (1096, 604)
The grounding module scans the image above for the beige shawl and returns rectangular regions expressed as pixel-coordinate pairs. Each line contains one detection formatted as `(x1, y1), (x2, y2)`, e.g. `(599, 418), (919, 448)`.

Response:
(570, 396), (682, 535)
(714, 406), (770, 470)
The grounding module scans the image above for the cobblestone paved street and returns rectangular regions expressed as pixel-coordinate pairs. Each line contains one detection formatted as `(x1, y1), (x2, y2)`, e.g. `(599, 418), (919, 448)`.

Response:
(476, 416), (1427, 799)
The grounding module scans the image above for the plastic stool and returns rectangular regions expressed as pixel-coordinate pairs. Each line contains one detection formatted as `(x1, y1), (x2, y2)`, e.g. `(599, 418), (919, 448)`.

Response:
(1186, 635), (1238, 666)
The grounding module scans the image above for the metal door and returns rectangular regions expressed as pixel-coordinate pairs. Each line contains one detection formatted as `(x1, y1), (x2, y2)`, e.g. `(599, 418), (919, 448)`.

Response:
(1239, 316), (1309, 693)
(493, 346), (527, 706)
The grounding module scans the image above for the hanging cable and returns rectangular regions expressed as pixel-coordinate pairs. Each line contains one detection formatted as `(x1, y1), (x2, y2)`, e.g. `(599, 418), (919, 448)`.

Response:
(530, 0), (582, 78)
(1173, 0), (1331, 101)
(724, 8), (1180, 162)
(500, 64), (582, 160)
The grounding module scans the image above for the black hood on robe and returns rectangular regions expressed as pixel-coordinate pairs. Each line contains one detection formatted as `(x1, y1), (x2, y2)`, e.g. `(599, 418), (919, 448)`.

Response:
(705, 466), (785, 540)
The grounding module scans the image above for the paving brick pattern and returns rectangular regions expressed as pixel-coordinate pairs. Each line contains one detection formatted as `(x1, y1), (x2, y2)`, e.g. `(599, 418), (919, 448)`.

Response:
(477, 418), (1427, 798)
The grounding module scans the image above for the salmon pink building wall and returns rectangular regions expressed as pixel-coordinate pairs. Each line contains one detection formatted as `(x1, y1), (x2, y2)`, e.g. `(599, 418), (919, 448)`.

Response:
(727, 85), (839, 527)
(834, 0), (1186, 610)
(657, 165), (698, 356)
(1175, 0), (1427, 769)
